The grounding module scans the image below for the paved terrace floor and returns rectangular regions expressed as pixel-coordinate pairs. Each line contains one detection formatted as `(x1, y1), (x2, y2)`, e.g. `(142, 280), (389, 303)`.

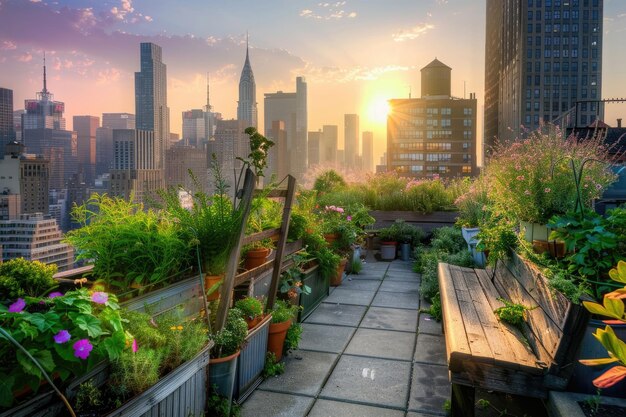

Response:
(242, 260), (450, 417)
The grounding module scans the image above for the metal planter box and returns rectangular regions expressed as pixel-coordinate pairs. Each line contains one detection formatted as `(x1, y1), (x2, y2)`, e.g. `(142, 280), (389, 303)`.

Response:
(299, 264), (327, 322)
(234, 314), (272, 403)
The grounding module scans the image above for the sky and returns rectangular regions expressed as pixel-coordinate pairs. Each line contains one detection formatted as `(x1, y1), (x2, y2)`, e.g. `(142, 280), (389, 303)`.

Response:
(1, 0), (626, 165)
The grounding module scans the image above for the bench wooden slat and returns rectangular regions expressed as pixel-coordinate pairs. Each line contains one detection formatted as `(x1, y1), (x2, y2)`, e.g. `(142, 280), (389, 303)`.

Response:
(438, 263), (472, 370)
(473, 269), (543, 372)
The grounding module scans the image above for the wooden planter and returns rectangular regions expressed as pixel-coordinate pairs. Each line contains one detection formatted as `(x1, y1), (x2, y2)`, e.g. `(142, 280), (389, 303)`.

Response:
(299, 264), (328, 322)
(234, 314), (272, 403)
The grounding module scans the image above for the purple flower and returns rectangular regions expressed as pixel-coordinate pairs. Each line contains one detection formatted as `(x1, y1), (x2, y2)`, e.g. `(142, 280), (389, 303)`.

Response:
(91, 292), (108, 305)
(48, 292), (63, 299)
(54, 330), (71, 344)
(73, 339), (93, 360)
(132, 339), (138, 353)
(8, 298), (25, 313)
(346, 216), (352, 221)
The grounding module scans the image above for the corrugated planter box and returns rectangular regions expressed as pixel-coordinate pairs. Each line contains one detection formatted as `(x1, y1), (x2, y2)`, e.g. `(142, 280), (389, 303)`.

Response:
(299, 264), (327, 322)
(234, 314), (272, 403)
(2, 275), (208, 417)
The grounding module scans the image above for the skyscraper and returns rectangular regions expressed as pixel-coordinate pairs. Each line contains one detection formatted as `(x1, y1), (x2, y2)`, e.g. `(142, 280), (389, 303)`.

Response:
(344, 114), (359, 169)
(321, 125), (338, 166)
(362, 131), (374, 173)
(0, 88), (14, 154)
(387, 59), (477, 178)
(102, 113), (135, 130)
(73, 115), (99, 185)
(135, 42), (169, 169)
(308, 130), (322, 167)
(237, 36), (258, 128)
(484, 0), (604, 147)
(182, 109), (207, 148)
(263, 77), (308, 180)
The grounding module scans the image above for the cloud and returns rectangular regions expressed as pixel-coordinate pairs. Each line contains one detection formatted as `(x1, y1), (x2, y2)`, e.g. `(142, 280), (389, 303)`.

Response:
(302, 63), (412, 83)
(300, 0), (356, 20)
(17, 52), (32, 62)
(97, 67), (121, 84)
(1, 40), (17, 50)
(392, 23), (435, 42)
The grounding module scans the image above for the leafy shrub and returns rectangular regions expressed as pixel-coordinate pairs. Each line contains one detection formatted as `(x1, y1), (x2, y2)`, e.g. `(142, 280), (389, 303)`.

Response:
(0, 258), (57, 299)
(313, 170), (346, 194)
(210, 308), (248, 358)
(430, 227), (466, 254)
(156, 311), (208, 372)
(271, 300), (299, 324)
(234, 297), (264, 320)
(284, 323), (302, 355)
(262, 352), (285, 378)
(110, 348), (163, 396)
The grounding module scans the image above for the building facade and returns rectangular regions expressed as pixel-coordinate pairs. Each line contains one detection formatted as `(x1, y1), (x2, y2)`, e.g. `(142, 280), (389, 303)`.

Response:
(237, 39), (258, 128)
(182, 109), (207, 148)
(387, 59), (478, 178)
(102, 113), (135, 130)
(73, 115), (99, 185)
(0, 213), (74, 270)
(0, 88), (14, 154)
(320, 125), (338, 167)
(344, 114), (359, 170)
(362, 131), (374, 173)
(165, 145), (209, 192)
(484, 0), (604, 147)
(308, 130), (322, 168)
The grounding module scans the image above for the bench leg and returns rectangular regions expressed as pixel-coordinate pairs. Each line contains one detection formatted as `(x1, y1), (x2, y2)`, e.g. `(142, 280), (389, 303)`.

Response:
(451, 383), (475, 417)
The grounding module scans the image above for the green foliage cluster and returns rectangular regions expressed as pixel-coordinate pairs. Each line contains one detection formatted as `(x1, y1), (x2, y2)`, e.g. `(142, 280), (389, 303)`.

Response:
(280, 251), (313, 300)
(493, 298), (533, 328)
(284, 322), (303, 355)
(66, 194), (190, 291)
(475, 214), (518, 266)
(238, 126), (275, 181)
(378, 220), (424, 245)
(234, 297), (264, 320)
(74, 380), (104, 413)
(271, 300), (299, 324)
(210, 308), (248, 359)
(0, 258), (57, 300)
(262, 352), (285, 378)
(350, 257), (363, 275)
(315, 171), (462, 213)
(313, 170), (346, 194)
(0, 288), (127, 408)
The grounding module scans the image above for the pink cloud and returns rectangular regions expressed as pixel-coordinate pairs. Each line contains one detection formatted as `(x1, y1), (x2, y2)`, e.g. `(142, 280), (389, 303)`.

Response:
(17, 52), (32, 62)
(1, 41), (17, 50)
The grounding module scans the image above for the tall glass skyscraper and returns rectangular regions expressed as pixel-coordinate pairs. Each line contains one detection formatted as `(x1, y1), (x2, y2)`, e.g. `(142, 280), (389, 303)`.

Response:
(237, 37), (258, 128)
(135, 42), (169, 169)
(485, 0), (603, 147)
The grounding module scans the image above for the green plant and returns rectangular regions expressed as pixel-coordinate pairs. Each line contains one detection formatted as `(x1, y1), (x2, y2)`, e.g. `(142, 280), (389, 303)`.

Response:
(313, 170), (346, 194)
(237, 127), (275, 182)
(0, 288), (128, 408)
(66, 193), (191, 291)
(455, 176), (490, 228)
(350, 257), (363, 275)
(110, 347), (163, 396)
(156, 310), (208, 372)
(280, 265), (311, 300)
(422, 293), (442, 321)
(475, 215), (518, 266)
(494, 298), (534, 328)
(584, 389), (602, 415)
(207, 384), (241, 417)
(485, 125), (615, 224)
(313, 246), (341, 280)
(430, 227), (466, 254)
(262, 352), (285, 378)
(234, 297), (264, 320)
(271, 300), (299, 324)
(210, 308), (248, 359)
(74, 379), (103, 412)
(0, 258), (58, 300)
(284, 322), (302, 354)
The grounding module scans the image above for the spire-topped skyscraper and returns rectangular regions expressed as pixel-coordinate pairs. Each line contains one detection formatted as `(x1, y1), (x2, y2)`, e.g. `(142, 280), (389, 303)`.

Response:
(237, 34), (258, 128)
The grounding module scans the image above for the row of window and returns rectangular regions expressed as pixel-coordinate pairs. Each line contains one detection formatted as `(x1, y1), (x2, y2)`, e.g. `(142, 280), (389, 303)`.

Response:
(525, 87), (598, 99)
(526, 61), (598, 73)
(398, 142), (472, 150)
(527, 22), (600, 34)
(528, 0), (599, 8)
(528, 9), (598, 21)
(527, 46), (598, 59)
(395, 165), (473, 174)
(525, 74), (598, 87)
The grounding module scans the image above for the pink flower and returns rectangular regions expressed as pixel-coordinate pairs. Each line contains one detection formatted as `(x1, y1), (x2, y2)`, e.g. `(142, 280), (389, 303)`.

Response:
(73, 339), (93, 360)
(516, 175), (525, 181)
(48, 292), (63, 299)
(336, 207), (344, 213)
(132, 339), (138, 353)
(544, 188), (551, 193)
(8, 298), (25, 313)
(54, 330), (71, 344)
(91, 292), (108, 305)
(346, 216), (352, 221)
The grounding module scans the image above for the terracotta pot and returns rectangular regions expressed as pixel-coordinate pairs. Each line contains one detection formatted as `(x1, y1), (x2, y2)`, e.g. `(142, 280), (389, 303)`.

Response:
(267, 319), (291, 362)
(244, 247), (271, 270)
(532, 239), (566, 259)
(324, 233), (339, 246)
(331, 258), (348, 287)
(245, 315), (263, 330)
(204, 274), (223, 302)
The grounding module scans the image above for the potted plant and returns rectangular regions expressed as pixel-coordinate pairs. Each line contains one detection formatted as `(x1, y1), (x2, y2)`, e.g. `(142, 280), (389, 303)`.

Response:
(377, 227), (398, 260)
(208, 308), (248, 405)
(65, 194), (191, 296)
(267, 300), (298, 362)
(234, 296), (265, 329)
(0, 258), (58, 301)
(455, 175), (490, 244)
(242, 239), (274, 270)
(484, 125), (615, 246)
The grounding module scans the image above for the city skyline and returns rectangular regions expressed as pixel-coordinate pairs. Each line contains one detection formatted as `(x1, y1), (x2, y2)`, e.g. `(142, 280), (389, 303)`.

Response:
(1, 0), (626, 165)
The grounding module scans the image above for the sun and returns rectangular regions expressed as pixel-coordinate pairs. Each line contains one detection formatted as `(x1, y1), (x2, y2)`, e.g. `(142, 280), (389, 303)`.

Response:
(366, 98), (391, 124)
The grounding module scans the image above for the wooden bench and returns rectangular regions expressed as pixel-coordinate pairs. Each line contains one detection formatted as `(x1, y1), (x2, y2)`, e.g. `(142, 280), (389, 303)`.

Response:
(438, 253), (589, 416)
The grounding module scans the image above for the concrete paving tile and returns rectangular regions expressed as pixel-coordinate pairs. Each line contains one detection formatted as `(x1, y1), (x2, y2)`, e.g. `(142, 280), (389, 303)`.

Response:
(414, 333), (447, 366)
(363, 261), (390, 271)
(406, 412), (448, 417)
(339, 278), (382, 291)
(379, 280), (421, 293)
(305, 303), (367, 327)
(240, 391), (313, 417)
(259, 350), (338, 396)
(418, 313), (443, 335)
(372, 291), (420, 310)
(388, 261), (414, 271)
(360, 307), (419, 332)
(408, 363), (451, 414)
(385, 271), (421, 281)
(299, 323), (356, 353)
(345, 328), (416, 361)
(308, 399), (405, 417)
(320, 355), (412, 409)
(324, 288), (376, 306)
(348, 269), (386, 280)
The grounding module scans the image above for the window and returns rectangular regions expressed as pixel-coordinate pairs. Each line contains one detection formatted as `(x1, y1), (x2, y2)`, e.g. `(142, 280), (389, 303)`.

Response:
(463, 108), (473, 115)
(464, 131), (472, 139)
(462, 166), (472, 174)
(441, 119), (451, 127)
(463, 119), (472, 127)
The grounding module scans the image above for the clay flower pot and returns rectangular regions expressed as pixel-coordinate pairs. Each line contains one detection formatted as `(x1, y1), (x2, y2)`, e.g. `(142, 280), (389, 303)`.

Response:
(204, 274), (223, 302)
(331, 258), (348, 287)
(245, 315), (263, 330)
(324, 233), (339, 246)
(267, 319), (291, 362)
(244, 247), (271, 270)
